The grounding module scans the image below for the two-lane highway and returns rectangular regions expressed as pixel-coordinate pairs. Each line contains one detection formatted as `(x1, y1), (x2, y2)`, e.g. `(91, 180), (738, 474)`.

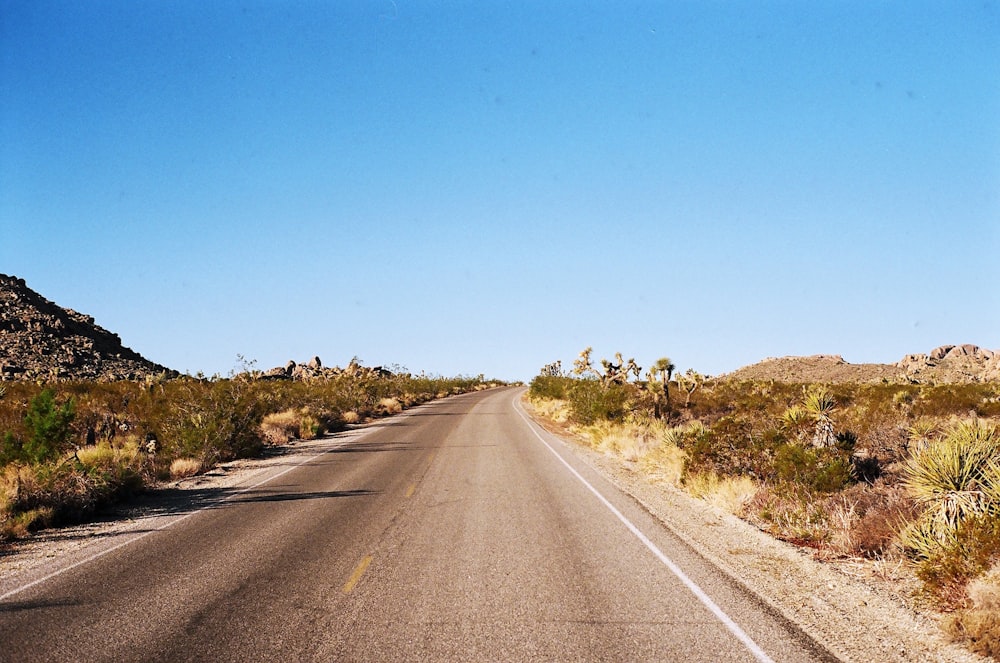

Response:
(0, 387), (838, 661)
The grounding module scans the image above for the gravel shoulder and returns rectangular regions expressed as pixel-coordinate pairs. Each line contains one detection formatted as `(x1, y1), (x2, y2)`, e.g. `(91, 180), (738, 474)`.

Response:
(520, 397), (986, 663)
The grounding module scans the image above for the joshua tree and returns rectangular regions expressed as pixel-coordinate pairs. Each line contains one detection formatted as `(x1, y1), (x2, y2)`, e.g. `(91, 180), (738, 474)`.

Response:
(647, 357), (676, 418)
(572, 347), (597, 379)
(539, 361), (563, 377)
(675, 368), (705, 408)
(600, 352), (641, 386)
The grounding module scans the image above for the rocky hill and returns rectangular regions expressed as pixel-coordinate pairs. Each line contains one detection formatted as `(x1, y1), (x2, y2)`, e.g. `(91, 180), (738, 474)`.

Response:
(725, 344), (1000, 384)
(0, 274), (177, 381)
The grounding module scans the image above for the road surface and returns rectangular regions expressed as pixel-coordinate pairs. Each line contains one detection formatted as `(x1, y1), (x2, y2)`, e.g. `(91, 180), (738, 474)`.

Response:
(0, 387), (838, 662)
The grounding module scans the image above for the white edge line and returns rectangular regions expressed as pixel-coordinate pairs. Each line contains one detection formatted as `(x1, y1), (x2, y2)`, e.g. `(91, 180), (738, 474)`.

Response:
(0, 434), (358, 603)
(512, 392), (776, 663)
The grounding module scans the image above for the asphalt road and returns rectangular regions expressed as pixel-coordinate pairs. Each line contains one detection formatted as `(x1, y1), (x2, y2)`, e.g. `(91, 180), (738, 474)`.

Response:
(0, 387), (839, 662)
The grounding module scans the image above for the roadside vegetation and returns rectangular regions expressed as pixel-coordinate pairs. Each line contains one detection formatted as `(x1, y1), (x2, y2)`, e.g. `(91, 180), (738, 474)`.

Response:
(529, 349), (1000, 658)
(0, 365), (499, 541)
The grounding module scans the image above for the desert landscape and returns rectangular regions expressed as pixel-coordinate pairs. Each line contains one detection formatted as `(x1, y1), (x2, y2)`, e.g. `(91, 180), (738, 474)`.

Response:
(2, 274), (999, 660)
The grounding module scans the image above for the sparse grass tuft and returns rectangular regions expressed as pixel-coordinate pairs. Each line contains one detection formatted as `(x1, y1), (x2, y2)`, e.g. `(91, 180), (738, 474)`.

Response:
(945, 609), (1000, 659)
(260, 408), (323, 444)
(528, 397), (571, 424)
(169, 457), (202, 479)
(260, 409), (301, 444)
(377, 398), (402, 415)
(947, 564), (1000, 659)
(684, 472), (758, 514)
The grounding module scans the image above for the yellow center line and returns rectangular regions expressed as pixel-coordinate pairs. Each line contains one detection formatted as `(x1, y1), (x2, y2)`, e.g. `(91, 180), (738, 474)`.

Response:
(403, 450), (436, 499)
(342, 555), (373, 594)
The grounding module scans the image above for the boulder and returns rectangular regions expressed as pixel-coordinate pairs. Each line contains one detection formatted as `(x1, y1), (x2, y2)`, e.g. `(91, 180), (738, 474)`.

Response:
(929, 345), (955, 360)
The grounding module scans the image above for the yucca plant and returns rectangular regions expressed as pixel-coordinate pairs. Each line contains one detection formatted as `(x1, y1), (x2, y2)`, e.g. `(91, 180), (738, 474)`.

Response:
(901, 420), (1000, 558)
(802, 386), (837, 448)
(907, 418), (939, 453)
(781, 405), (811, 438)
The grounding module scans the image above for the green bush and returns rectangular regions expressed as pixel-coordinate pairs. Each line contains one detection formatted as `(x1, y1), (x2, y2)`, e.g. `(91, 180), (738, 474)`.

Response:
(529, 375), (571, 401)
(0, 389), (76, 465)
(773, 443), (853, 493)
(567, 380), (631, 425)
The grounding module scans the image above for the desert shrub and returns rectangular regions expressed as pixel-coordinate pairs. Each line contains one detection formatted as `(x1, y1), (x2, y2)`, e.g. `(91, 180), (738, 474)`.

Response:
(913, 384), (998, 418)
(566, 380), (631, 425)
(0, 390), (76, 465)
(528, 396), (571, 424)
(901, 419), (1000, 556)
(158, 378), (268, 467)
(772, 443), (853, 493)
(169, 457), (202, 479)
(529, 375), (571, 401)
(298, 410), (322, 439)
(639, 437), (686, 487)
(911, 515), (1000, 609)
(74, 437), (146, 499)
(821, 482), (920, 558)
(683, 414), (784, 481)
(745, 483), (832, 547)
(945, 609), (1000, 659)
(377, 397), (402, 415)
(260, 409), (300, 444)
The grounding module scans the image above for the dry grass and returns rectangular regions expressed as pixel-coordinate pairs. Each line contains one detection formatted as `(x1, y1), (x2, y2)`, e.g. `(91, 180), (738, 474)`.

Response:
(684, 472), (759, 515)
(75, 438), (142, 470)
(639, 442), (686, 487)
(260, 408), (323, 444)
(377, 398), (402, 415)
(260, 409), (302, 444)
(582, 421), (648, 457)
(528, 397), (571, 424)
(946, 609), (1000, 658)
(341, 410), (361, 425)
(970, 566), (1000, 611)
(169, 457), (202, 479)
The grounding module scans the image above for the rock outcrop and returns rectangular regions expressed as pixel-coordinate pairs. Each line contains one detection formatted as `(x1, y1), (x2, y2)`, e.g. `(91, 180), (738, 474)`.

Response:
(895, 344), (1000, 383)
(260, 356), (396, 381)
(726, 344), (1000, 384)
(0, 274), (177, 382)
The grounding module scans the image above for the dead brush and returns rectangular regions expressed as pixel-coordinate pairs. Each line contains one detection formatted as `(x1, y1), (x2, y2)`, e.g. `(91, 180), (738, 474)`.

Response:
(946, 564), (1000, 658)
(260, 408), (322, 444)
(377, 398), (402, 415)
(169, 457), (202, 479)
(744, 484), (833, 547)
(822, 482), (921, 559)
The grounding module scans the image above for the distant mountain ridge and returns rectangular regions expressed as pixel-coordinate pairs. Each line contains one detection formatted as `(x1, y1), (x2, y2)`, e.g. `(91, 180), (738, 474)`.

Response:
(725, 344), (1000, 384)
(0, 274), (176, 381)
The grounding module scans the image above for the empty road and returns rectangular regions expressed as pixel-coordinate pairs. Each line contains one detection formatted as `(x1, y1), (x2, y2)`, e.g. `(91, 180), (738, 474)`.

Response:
(0, 387), (838, 661)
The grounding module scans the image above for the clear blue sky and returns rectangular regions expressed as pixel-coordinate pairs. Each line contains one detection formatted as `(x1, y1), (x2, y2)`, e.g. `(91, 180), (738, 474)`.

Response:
(2, 1), (998, 381)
